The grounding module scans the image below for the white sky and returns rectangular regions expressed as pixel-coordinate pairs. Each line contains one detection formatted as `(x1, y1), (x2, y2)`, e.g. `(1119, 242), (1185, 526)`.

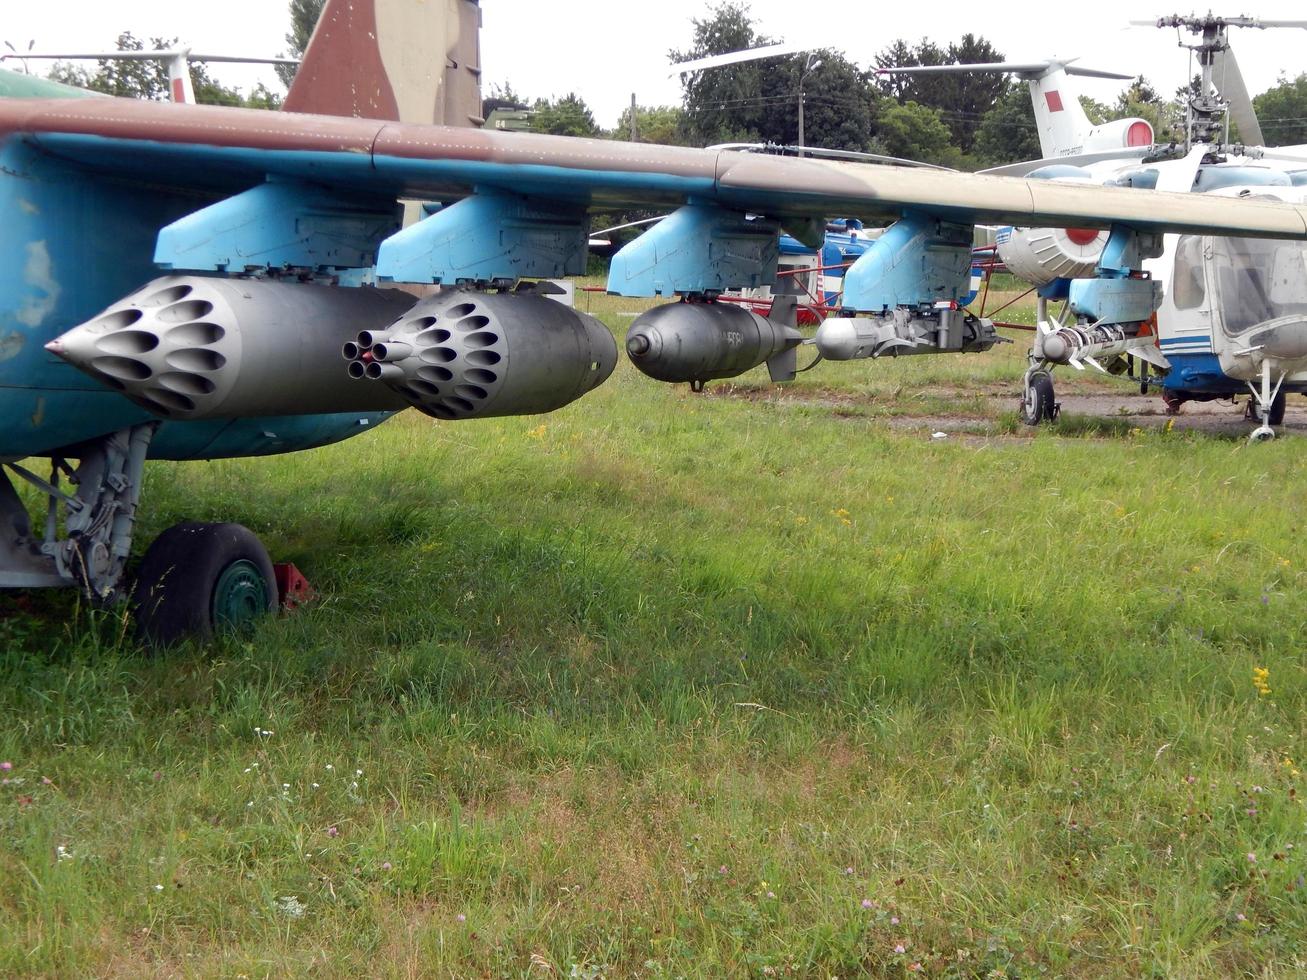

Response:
(3, 1), (1305, 128)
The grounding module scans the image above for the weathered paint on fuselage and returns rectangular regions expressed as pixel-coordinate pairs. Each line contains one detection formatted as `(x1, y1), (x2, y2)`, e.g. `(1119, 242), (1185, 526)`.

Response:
(0, 129), (395, 462)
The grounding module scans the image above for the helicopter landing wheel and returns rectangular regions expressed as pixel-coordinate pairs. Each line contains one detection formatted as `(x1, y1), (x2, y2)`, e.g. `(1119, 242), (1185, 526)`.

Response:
(132, 522), (277, 647)
(1021, 372), (1058, 426)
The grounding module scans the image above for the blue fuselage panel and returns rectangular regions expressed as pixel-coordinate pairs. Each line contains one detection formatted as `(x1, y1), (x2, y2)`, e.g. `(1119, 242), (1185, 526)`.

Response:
(0, 136), (397, 460)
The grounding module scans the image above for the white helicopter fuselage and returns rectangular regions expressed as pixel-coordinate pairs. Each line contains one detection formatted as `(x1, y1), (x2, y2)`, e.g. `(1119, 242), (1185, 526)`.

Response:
(1072, 153), (1307, 394)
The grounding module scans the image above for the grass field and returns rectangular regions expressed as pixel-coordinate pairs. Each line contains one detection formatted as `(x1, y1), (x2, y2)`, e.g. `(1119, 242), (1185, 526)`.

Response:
(2, 283), (1305, 977)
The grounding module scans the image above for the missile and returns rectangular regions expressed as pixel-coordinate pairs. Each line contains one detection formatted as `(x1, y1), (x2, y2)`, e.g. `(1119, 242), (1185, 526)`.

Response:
(343, 287), (618, 421)
(624, 296), (802, 386)
(47, 276), (417, 419)
(815, 307), (1001, 361)
(1037, 321), (1148, 370)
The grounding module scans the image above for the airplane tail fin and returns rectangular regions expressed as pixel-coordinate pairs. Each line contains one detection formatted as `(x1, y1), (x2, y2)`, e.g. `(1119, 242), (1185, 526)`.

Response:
(283, 0), (482, 127)
(878, 59), (1127, 160)
(1026, 68), (1095, 159)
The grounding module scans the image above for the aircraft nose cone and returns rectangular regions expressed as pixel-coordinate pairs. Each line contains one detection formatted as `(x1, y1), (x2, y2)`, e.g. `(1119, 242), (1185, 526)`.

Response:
(44, 328), (97, 365)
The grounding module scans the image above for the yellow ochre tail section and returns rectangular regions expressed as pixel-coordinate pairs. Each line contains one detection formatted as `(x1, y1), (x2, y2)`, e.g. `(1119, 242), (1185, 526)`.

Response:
(284, 0), (482, 127)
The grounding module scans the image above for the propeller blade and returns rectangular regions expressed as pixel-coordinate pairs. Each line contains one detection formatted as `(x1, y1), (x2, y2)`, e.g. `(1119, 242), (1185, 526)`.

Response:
(1132, 344), (1171, 369)
(1253, 148), (1307, 165)
(1211, 46), (1264, 147)
(668, 41), (813, 78)
(1153, 145), (1208, 193)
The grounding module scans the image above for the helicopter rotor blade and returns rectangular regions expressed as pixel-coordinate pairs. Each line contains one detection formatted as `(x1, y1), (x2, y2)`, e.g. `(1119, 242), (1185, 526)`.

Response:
(1211, 45), (1264, 147)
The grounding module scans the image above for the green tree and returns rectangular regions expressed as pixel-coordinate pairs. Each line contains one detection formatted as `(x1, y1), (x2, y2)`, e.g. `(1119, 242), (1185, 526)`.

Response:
(277, 0), (325, 87)
(874, 100), (954, 164)
(672, 1), (777, 145)
(1255, 73), (1307, 147)
(673, 5), (875, 151)
(1112, 75), (1178, 142)
(531, 93), (600, 138)
(1079, 94), (1109, 125)
(47, 32), (170, 99)
(765, 52), (877, 152)
(615, 104), (689, 145)
(974, 85), (1042, 165)
(47, 32), (279, 108)
(874, 34), (1008, 152)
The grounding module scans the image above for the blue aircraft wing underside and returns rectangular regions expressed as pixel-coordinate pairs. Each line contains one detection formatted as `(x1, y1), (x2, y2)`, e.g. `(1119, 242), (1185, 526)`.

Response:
(0, 137), (398, 460)
(6, 107), (1307, 461)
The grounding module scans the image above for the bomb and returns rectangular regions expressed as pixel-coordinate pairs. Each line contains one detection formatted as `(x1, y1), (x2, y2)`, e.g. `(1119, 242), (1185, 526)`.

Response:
(624, 297), (802, 386)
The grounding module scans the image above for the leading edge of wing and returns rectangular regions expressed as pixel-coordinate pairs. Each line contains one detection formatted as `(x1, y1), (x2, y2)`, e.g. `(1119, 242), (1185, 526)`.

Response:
(4, 99), (1306, 240)
(713, 154), (1307, 239)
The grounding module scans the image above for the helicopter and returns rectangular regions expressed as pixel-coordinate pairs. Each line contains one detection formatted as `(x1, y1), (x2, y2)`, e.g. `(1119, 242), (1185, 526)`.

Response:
(886, 14), (1307, 440)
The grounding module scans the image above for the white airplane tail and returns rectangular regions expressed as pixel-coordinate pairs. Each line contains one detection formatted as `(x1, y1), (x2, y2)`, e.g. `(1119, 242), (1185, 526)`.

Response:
(1027, 68), (1096, 157)
(879, 59), (1152, 160)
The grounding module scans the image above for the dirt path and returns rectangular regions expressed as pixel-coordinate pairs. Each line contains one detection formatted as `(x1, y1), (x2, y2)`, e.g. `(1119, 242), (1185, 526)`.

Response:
(706, 384), (1307, 439)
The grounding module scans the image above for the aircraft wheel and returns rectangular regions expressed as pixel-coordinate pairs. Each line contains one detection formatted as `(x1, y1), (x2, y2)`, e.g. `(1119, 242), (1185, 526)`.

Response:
(1269, 389), (1287, 426)
(132, 522), (277, 647)
(1021, 372), (1057, 425)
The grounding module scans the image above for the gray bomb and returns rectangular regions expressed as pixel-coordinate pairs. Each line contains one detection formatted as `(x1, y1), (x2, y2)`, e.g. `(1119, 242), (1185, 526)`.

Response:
(624, 297), (802, 385)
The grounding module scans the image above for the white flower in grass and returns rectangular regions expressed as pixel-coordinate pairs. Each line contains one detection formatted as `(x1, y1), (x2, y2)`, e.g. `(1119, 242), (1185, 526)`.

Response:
(276, 895), (306, 919)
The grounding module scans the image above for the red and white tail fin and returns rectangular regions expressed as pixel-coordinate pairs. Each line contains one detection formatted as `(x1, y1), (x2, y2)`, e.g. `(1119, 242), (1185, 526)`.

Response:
(283, 0), (482, 127)
(878, 59), (1147, 160)
(1026, 67), (1096, 157)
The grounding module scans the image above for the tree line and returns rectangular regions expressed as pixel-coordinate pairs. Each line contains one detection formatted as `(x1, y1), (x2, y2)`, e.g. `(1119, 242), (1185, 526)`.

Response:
(30, 0), (1307, 165)
(511, 3), (1307, 169)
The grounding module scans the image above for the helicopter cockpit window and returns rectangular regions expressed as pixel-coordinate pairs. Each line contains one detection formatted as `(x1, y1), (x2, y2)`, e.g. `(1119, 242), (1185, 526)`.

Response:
(1172, 235), (1205, 310)
(1211, 236), (1307, 336)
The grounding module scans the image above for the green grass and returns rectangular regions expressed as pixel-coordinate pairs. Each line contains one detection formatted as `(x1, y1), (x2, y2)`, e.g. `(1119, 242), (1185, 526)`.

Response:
(1, 284), (1305, 977)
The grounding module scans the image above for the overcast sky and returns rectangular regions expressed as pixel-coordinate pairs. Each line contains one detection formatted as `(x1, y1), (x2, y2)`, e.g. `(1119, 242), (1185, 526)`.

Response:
(3, 1), (1305, 128)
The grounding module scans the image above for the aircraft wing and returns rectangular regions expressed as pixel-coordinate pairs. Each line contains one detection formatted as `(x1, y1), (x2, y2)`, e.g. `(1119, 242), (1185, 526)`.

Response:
(2, 100), (1306, 242)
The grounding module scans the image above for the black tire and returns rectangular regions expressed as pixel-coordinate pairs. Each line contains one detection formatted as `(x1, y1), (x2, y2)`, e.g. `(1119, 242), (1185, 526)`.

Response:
(1269, 389), (1287, 426)
(132, 522), (277, 647)
(1021, 373), (1056, 426)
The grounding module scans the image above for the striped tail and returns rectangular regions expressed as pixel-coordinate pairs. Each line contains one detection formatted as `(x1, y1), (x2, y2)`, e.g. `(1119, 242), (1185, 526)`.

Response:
(283, 0), (482, 127)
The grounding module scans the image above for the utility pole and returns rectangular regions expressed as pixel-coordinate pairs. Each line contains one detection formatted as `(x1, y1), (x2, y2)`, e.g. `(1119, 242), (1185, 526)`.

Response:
(630, 92), (638, 142)
(797, 52), (822, 156)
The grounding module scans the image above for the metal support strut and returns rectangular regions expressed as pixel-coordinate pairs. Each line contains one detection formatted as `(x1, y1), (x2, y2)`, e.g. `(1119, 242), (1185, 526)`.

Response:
(0, 422), (158, 598)
(1247, 359), (1285, 443)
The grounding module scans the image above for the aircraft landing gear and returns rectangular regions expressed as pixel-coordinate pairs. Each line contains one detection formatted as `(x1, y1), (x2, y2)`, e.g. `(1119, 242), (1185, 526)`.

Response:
(132, 522), (277, 647)
(1, 424), (279, 645)
(1022, 298), (1061, 427)
(1021, 369), (1059, 426)
(1, 423), (158, 598)
(1246, 360), (1287, 442)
